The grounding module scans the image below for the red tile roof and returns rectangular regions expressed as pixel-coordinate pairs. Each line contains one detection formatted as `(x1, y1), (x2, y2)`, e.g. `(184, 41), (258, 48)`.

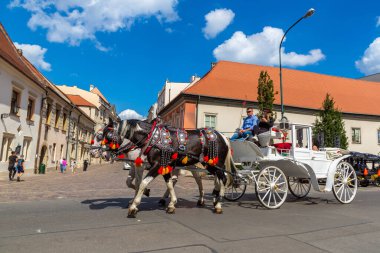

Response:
(184, 61), (380, 116)
(66, 95), (96, 107)
(0, 23), (43, 87)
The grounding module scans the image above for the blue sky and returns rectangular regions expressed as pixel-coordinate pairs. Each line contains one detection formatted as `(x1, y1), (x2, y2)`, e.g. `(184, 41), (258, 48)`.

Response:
(1, 1), (380, 118)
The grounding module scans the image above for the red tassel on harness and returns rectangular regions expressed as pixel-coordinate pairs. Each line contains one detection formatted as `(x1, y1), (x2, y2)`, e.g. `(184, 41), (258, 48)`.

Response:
(213, 157), (219, 165)
(117, 154), (125, 159)
(204, 156), (209, 162)
(116, 143), (120, 149)
(135, 157), (143, 167)
(158, 166), (164, 174)
(90, 139), (94, 145)
(171, 153), (178, 160)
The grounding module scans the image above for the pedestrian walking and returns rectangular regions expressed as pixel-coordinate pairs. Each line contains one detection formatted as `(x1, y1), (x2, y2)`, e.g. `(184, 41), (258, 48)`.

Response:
(16, 155), (25, 182)
(70, 159), (77, 174)
(8, 151), (17, 181)
(83, 159), (89, 171)
(60, 158), (67, 173)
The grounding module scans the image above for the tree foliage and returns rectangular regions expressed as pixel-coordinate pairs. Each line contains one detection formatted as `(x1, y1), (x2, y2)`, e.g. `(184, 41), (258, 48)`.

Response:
(313, 94), (348, 149)
(257, 71), (276, 117)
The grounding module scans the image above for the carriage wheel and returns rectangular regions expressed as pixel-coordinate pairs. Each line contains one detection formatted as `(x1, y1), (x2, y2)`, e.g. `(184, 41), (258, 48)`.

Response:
(332, 161), (358, 204)
(255, 165), (288, 209)
(375, 178), (380, 187)
(288, 177), (311, 198)
(224, 174), (247, 201)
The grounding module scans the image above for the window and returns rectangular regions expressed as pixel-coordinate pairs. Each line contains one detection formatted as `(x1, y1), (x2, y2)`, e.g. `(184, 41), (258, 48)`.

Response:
(52, 143), (56, 162)
(352, 128), (361, 144)
(1, 135), (14, 162)
(22, 137), (31, 160)
(46, 103), (52, 124)
(59, 145), (64, 160)
(62, 113), (67, 131)
(378, 130), (380, 144)
(26, 98), (35, 121)
(55, 109), (60, 128)
(205, 114), (216, 128)
(10, 90), (20, 115)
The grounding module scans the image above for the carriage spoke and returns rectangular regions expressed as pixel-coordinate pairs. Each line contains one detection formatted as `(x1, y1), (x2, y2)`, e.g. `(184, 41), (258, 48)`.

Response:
(267, 192), (272, 206)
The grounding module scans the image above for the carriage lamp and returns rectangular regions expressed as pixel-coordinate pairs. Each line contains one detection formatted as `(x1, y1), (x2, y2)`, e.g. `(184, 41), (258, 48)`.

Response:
(279, 8), (315, 121)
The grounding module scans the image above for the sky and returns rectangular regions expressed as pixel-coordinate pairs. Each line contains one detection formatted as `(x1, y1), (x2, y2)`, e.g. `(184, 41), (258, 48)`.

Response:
(1, 0), (380, 119)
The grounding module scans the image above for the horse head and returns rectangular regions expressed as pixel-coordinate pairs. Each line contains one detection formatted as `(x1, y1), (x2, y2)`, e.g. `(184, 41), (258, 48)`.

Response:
(90, 118), (118, 160)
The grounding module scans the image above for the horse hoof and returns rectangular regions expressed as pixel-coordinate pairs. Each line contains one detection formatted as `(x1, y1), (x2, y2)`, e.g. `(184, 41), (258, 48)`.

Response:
(197, 200), (205, 207)
(144, 188), (150, 197)
(166, 207), (175, 214)
(214, 208), (223, 214)
(158, 199), (166, 207)
(127, 209), (137, 218)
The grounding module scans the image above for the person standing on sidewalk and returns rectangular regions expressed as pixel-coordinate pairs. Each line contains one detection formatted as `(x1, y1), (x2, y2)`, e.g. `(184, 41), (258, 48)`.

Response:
(16, 155), (25, 182)
(8, 151), (17, 181)
(59, 158), (67, 173)
(70, 159), (77, 174)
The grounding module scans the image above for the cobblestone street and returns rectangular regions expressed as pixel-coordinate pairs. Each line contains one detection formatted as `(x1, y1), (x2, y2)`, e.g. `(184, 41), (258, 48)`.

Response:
(0, 162), (215, 203)
(1, 162), (380, 252)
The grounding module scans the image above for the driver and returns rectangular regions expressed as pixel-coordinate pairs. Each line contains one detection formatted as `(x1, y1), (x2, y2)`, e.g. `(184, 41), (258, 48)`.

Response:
(230, 107), (259, 140)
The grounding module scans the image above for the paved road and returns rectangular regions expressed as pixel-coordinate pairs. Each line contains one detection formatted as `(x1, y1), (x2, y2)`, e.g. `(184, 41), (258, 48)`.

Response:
(1, 163), (380, 253)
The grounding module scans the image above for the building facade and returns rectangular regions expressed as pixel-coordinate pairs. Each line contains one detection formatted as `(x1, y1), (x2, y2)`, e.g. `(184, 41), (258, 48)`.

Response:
(57, 84), (117, 130)
(159, 61), (380, 154)
(0, 23), (46, 173)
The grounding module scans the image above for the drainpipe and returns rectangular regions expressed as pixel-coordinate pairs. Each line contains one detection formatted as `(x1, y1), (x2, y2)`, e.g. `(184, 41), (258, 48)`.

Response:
(195, 95), (200, 129)
(65, 108), (73, 160)
(34, 88), (48, 174)
(75, 114), (82, 163)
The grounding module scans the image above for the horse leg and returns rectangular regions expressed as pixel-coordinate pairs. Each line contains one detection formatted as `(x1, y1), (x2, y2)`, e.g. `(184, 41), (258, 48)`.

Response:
(159, 169), (179, 206)
(128, 167), (157, 218)
(191, 171), (205, 207)
(213, 176), (225, 214)
(126, 163), (136, 206)
(163, 173), (177, 214)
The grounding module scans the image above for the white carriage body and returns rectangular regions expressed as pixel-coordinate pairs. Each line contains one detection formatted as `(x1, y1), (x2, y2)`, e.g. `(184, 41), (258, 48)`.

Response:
(231, 123), (350, 192)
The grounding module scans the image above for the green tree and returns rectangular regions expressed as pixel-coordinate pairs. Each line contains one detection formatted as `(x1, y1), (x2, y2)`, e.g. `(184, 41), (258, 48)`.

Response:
(257, 71), (276, 117)
(313, 94), (348, 149)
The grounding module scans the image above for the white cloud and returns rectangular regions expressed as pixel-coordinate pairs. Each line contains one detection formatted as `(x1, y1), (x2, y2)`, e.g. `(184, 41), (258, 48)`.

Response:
(213, 26), (325, 67)
(9, 0), (179, 48)
(119, 109), (145, 120)
(355, 37), (380, 75)
(202, 8), (234, 39)
(14, 42), (52, 71)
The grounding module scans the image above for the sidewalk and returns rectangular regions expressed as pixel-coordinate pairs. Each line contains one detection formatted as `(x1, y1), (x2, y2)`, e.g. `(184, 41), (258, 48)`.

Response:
(0, 163), (101, 182)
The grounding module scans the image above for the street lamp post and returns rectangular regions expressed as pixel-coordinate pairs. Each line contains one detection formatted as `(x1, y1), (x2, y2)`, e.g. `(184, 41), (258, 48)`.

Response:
(279, 8), (315, 125)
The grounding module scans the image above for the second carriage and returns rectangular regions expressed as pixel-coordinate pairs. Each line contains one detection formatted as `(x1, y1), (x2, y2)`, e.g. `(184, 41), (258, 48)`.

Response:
(224, 122), (358, 209)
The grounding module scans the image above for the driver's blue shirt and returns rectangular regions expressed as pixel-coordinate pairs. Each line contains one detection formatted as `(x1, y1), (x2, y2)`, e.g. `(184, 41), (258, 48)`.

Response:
(242, 115), (259, 130)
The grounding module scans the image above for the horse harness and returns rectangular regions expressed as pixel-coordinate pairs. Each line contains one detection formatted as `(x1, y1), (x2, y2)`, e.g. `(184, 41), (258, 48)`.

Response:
(136, 124), (220, 175)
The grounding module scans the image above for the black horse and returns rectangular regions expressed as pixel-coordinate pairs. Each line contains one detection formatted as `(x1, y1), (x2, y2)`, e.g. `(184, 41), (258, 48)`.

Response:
(92, 118), (233, 217)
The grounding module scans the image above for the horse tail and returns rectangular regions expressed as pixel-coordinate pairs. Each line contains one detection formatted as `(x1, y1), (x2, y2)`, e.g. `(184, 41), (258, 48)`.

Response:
(219, 133), (234, 187)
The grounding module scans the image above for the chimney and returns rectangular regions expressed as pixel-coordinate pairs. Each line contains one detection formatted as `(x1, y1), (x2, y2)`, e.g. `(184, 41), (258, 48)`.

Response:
(190, 75), (200, 83)
(90, 84), (94, 91)
(211, 62), (217, 69)
(17, 49), (23, 56)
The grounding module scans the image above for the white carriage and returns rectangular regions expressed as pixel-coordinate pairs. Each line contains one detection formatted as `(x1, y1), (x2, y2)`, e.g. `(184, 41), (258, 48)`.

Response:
(225, 123), (358, 209)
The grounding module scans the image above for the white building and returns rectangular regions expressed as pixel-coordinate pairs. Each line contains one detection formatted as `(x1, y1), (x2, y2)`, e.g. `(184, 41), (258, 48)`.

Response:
(159, 61), (380, 154)
(0, 24), (45, 173)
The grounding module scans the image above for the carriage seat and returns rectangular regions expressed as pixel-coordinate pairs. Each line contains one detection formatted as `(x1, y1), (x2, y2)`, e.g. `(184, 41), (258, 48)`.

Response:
(257, 127), (283, 147)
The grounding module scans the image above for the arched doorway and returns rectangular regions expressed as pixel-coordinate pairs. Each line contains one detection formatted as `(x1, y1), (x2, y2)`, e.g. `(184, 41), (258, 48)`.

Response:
(39, 145), (48, 166)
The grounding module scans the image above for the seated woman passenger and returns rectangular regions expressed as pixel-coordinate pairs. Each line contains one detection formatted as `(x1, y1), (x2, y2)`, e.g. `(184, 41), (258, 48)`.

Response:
(253, 109), (274, 136)
(230, 107), (259, 140)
